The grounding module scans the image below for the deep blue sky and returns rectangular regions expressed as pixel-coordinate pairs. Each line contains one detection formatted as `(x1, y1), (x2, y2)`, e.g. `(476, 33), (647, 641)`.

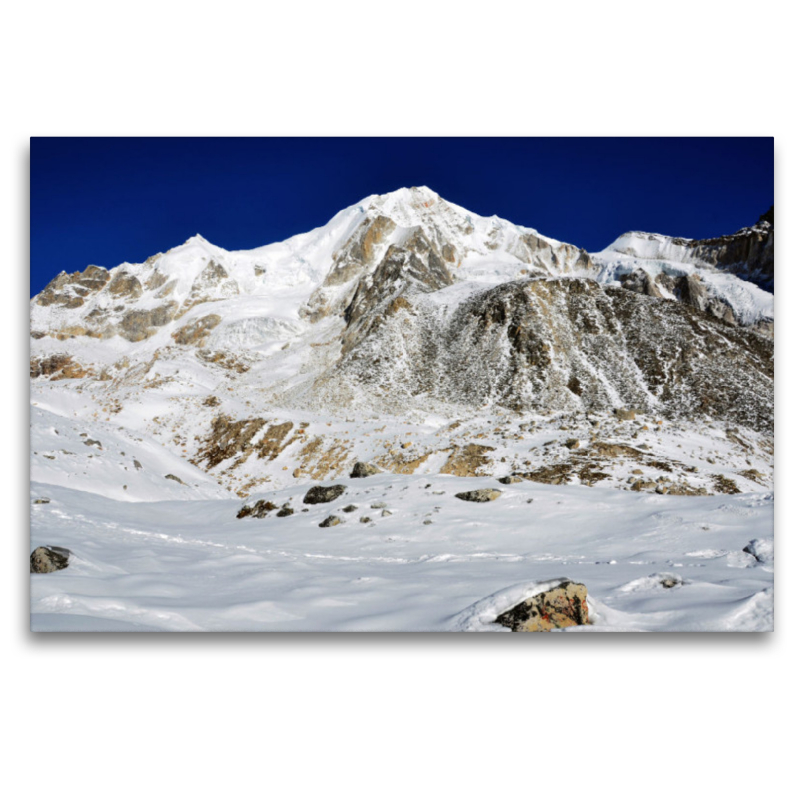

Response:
(30, 137), (773, 296)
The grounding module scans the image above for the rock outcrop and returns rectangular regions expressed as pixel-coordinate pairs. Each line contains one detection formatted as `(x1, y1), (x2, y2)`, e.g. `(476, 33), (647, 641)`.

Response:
(350, 461), (381, 478)
(495, 581), (590, 631)
(303, 485), (347, 504)
(455, 488), (502, 503)
(30, 546), (71, 574)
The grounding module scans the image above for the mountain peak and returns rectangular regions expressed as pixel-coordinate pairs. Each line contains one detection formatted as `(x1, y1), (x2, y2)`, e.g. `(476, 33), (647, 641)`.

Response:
(362, 186), (442, 216)
(183, 233), (214, 247)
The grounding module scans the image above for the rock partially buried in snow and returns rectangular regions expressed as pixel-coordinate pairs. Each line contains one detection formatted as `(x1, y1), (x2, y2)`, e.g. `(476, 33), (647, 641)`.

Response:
(743, 538), (773, 563)
(350, 461), (381, 478)
(495, 581), (590, 631)
(303, 484), (347, 504)
(455, 488), (502, 503)
(30, 546), (71, 574)
(237, 499), (278, 519)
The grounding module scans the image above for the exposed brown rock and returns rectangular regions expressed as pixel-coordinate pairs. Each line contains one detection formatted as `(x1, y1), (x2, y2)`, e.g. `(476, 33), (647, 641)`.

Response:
(172, 314), (222, 346)
(254, 422), (294, 460)
(30, 354), (72, 378)
(495, 581), (590, 632)
(521, 463), (573, 485)
(194, 415), (267, 469)
(35, 265), (110, 307)
(30, 546), (71, 574)
(440, 443), (495, 477)
(592, 442), (645, 459)
(180, 260), (239, 315)
(120, 302), (178, 342)
(376, 450), (432, 475)
(350, 461), (381, 478)
(196, 349), (250, 373)
(237, 499), (278, 519)
(107, 271), (143, 299)
(712, 474), (741, 494)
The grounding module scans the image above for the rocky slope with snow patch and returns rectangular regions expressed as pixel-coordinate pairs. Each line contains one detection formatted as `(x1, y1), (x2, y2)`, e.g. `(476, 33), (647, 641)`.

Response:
(592, 207), (774, 334)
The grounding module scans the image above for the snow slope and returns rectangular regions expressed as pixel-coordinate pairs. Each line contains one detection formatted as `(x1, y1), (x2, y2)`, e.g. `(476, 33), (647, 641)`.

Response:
(30, 476), (773, 632)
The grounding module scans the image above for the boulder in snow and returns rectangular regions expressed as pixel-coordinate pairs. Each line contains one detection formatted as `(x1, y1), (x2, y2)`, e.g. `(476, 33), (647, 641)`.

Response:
(455, 488), (502, 503)
(30, 546), (71, 574)
(237, 499), (278, 519)
(494, 580), (590, 631)
(743, 539), (774, 563)
(303, 485), (347, 504)
(350, 461), (381, 478)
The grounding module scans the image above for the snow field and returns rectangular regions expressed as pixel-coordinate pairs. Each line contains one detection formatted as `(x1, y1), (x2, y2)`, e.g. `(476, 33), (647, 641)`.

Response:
(31, 475), (773, 632)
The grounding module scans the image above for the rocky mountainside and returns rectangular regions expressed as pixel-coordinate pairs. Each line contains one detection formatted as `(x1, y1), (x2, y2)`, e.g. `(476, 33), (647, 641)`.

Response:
(592, 208), (774, 334)
(30, 188), (774, 499)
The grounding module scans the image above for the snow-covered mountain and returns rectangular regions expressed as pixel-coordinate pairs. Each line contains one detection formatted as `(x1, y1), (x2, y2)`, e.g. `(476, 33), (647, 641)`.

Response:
(31, 187), (773, 501)
(29, 187), (775, 633)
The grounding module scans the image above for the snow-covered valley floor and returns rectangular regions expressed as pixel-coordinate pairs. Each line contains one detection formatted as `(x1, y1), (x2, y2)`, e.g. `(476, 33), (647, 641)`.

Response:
(30, 475), (773, 632)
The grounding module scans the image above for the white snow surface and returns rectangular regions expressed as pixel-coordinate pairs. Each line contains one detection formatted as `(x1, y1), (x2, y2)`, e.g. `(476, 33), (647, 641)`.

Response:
(30, 475), (773, 632)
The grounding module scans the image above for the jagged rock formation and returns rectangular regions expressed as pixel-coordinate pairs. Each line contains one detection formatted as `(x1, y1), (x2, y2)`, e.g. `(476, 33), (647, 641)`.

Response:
(594, 208), (774, 334)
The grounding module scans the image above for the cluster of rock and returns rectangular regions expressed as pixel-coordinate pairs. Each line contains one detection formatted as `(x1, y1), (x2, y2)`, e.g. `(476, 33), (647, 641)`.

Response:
(237, 484), (349, 521)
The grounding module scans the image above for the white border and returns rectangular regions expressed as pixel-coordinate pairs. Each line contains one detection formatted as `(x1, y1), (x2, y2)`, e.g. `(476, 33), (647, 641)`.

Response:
(5, 3), (795, 798)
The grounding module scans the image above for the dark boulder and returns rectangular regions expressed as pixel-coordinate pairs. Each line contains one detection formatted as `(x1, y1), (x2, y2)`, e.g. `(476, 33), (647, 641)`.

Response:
(30, 546), (71, 574)
(303, 485), (347, 504)
(455, 488), (502, 503)
(350, 461), (381, 478)
(237, 499), (278, 519)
